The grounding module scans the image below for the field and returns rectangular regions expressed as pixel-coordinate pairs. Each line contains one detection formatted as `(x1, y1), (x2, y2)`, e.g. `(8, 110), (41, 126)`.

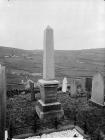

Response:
(0, 46), (105, 89)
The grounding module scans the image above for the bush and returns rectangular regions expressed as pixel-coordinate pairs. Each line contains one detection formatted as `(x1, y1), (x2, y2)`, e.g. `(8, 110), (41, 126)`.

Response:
(64, 107), (78, 122)
(52, 117), (61, 129)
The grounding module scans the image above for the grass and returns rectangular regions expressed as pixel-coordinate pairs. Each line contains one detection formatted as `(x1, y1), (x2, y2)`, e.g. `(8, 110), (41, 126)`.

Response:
(6, 91), (105, 139)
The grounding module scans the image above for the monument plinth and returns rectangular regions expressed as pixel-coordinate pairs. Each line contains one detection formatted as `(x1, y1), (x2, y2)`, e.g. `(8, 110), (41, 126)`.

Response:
(36, 26), (64, 119)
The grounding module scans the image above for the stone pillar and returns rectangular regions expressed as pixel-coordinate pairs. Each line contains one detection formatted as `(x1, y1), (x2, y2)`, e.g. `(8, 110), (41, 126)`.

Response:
(36, 26), (64, 120)
(0, 65), (6, 140)
(43, 26), (55, 80)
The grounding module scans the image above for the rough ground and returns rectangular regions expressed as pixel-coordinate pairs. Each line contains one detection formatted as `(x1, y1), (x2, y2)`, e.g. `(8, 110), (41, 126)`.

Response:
(6, 92), (105, 140)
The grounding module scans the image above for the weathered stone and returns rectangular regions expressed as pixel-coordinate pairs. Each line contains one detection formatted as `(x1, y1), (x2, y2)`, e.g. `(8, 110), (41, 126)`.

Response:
(38, 79), (58, 104)
(71, 79), (77, 95)
(37, 100), (62, 112)
(90, 72), (105, 106)
(36, 105), (64, 120)
(62, 77), (67, 92)
(43, 26), (55, 80)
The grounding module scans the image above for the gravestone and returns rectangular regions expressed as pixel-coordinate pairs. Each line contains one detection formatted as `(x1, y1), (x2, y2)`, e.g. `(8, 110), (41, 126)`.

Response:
(62, 77), (67, 92)
(81, 77), (86, 91)
(75, 78), (85, 94)
(0, 65), (6, 140)
(90, 72), (105, 106)
(85, 77), (92, 92)
(76, 78), (85, 91)
(36, 26), (64, 119)
(71, 79), (77, 95)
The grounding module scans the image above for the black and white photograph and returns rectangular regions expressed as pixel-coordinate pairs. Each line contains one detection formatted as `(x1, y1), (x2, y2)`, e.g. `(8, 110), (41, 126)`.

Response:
(0, 0), (105, 140)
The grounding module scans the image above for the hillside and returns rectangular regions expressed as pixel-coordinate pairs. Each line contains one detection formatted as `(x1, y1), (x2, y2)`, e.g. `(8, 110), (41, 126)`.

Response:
(0, 46), (105, 87)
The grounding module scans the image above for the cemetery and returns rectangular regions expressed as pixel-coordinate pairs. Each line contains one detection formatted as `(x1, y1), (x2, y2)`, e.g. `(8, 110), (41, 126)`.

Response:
(0, 26), (105, 140)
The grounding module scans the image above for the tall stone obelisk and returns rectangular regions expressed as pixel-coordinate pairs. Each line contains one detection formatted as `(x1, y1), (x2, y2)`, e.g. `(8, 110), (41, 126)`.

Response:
(36, 26), (63, 120)
(43, 26), (54, 80)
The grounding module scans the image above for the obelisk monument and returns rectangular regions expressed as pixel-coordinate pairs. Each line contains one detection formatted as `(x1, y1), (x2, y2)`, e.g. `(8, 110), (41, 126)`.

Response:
(36, 26), (63, 119)
(43, 25), (54, 80)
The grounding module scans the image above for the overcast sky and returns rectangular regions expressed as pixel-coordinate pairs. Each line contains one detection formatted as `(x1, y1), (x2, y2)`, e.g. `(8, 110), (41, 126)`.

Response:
(0, 0), (105, 50)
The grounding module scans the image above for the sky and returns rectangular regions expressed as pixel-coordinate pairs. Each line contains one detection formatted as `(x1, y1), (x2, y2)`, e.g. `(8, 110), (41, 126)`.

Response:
(0, 0), (105, 50)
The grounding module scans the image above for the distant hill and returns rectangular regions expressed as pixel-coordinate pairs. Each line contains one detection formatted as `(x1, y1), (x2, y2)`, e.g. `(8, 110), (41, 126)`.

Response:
(0, 46), (105, 87)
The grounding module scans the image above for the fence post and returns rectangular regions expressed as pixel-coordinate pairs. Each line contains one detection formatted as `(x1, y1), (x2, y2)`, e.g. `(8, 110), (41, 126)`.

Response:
(0, 65), (6, 140)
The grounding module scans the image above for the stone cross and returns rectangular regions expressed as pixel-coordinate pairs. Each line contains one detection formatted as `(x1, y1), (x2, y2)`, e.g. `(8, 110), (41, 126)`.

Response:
(0, 65), (6, 140)
(43, 25), (55, 80)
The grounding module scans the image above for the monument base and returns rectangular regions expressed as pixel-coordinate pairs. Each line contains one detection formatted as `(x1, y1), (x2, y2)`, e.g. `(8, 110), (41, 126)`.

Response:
(36, 100), (64, 119)
(89, 98), (105, 108)
(36, 79), (64, 120)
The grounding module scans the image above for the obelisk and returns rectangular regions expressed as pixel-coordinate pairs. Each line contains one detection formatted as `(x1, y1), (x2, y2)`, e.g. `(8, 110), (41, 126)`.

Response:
(43, 25), (55, 80)
(36, 26), (63, 120)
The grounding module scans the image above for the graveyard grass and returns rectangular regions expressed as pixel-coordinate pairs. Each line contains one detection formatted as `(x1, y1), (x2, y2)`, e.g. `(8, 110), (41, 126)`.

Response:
(6, 91), (105, 139)
(0, 46), (105, 139)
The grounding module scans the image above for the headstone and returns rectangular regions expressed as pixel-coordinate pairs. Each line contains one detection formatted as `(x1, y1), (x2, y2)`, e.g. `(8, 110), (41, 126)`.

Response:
(62, 77), (67, 92)
(90, 72), (105, 106)
(71, 79), (77, 95)
(36, 26), (64, 119)
(85, 77), (92, 92)
(0, 65), (6, 140)
(81, 77), (86, 91)
(75, 78), (85, 94)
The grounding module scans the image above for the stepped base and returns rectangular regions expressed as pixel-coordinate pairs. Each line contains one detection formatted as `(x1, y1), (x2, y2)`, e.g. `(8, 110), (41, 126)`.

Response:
(36, 100), (64, 120)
